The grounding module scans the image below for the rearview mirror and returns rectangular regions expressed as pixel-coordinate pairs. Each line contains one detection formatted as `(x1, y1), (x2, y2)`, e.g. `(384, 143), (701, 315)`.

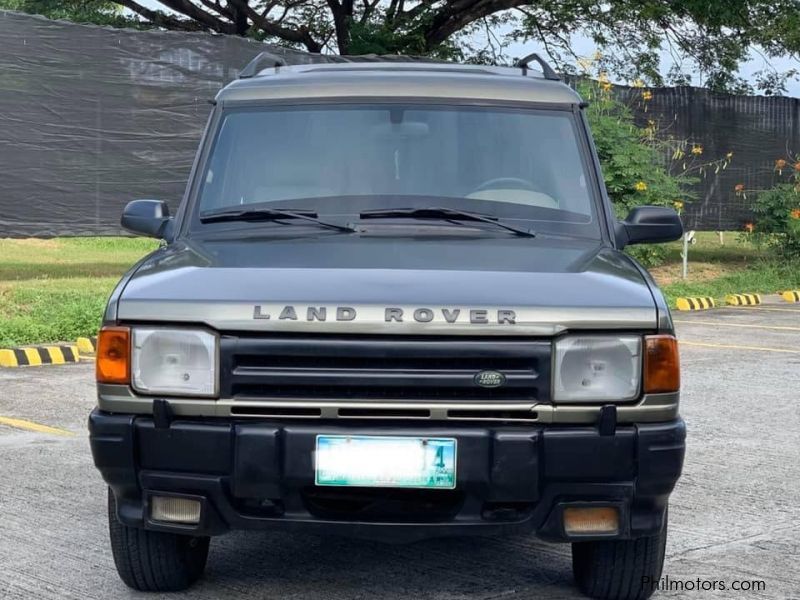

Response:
(121, 199), (174, 240)
(615, 206), (683, 248)
(370, 121), (430, 139)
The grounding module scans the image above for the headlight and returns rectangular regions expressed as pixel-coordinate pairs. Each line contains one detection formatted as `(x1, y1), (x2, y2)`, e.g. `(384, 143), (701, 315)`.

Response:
(131, 328), (218, 397)
(553, 335), (641, 402)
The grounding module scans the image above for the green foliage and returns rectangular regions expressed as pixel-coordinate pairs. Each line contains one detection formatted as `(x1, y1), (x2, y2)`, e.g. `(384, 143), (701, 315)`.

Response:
(0, 0), (137, 28)
(751, 183), (800, 259)
(580, 82), (690, 266)
(0, 278), (117, 346)
(0, 238), (157, 346)
(581, 82), (689, 217)
(347, 19), (462, 59)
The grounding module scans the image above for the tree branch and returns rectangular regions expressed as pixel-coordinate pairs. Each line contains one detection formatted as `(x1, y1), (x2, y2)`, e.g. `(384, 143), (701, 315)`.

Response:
(386, 0), (401, 23)
(360, 0), (381, 24)
(115, 0), (204, 31)
(155, 0), (236, 32)
(197, 0), (231, 19)
(231, 0), (324, 52)
(423, 0), (528, 50)
(325, 0), (353, 53)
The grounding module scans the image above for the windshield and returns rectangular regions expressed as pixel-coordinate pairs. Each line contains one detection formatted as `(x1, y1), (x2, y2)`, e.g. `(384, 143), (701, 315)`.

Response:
(194, 103), (600, 237)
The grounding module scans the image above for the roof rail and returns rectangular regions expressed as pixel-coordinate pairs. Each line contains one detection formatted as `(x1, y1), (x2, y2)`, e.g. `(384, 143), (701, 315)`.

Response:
(239, 51), (288, 79)
(514, 53), (560, 81)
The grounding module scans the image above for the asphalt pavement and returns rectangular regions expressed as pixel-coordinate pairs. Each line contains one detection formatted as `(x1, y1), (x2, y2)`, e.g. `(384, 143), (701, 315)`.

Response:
(0, 304), (798, 599)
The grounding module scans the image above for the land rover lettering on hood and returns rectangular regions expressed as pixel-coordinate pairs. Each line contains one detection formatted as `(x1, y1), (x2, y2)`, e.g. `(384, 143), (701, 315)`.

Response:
(90, 54), (685, 600)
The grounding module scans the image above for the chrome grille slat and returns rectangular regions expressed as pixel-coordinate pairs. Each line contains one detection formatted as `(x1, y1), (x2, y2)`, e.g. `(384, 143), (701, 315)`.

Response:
(224, 401), (540, 422)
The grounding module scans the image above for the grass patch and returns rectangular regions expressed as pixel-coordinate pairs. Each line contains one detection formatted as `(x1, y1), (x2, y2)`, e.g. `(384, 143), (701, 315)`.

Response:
(0, 238), (157, 346)
(650, 232), (764, 287)
(652, 231), (799, 305)
(0, 237), (157, 280)
(660, 263), (800, 306)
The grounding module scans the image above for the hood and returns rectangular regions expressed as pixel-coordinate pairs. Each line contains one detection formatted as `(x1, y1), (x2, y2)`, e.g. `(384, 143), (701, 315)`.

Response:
(116, 233), (657, 336)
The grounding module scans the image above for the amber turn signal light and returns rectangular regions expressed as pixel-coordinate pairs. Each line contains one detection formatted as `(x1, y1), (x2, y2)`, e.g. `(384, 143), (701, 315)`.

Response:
(96, 326), (131, 384)
(644, 334), (680, 393)
(563, 506), (619, 535)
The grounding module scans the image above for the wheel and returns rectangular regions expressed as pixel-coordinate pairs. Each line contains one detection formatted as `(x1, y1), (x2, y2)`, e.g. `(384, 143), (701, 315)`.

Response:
(571, 515), (667, 600)
(107, 488), (210, 591)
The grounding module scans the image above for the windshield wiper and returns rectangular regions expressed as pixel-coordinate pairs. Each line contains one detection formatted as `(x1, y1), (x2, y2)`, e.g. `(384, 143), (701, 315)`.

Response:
(359, 207), (535, 237)
(199, 207), (357, 232)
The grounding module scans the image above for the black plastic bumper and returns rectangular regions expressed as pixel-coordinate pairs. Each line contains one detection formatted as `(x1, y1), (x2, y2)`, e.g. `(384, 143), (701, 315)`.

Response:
(89, 409), (685, 543)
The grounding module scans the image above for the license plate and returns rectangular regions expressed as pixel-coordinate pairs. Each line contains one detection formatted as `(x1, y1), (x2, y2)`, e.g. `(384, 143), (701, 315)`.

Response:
(315, 435), (457, 489)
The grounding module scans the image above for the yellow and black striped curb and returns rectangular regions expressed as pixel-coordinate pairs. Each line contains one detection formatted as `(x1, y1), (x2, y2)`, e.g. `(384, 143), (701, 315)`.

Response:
(0, 345), (80, 368)
(725, 293), (762, 306)
(675, 297), (715, 311)
(781, 290), (800, 303)
(76, 336), (97, 355)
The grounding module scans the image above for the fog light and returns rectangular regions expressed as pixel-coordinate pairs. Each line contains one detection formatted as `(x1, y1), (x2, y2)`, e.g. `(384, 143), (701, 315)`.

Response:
(150, 496), (201, 524)
(563, 506), (619, 535)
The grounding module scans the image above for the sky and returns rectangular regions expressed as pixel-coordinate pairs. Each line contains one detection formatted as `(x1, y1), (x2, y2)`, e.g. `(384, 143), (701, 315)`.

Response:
(502, 37), (800, 97)
(133, 0), (800, 97)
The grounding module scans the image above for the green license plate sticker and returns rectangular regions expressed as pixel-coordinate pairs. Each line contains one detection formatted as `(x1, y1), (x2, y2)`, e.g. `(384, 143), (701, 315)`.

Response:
(315, 435), (457, 489)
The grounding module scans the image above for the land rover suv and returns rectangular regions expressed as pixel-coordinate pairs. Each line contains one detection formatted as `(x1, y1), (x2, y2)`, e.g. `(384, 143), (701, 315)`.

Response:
(89, 53), (686, 599)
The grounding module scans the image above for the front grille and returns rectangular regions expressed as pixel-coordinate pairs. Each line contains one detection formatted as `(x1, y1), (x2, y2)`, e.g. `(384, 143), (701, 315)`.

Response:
(231, 384), (533, 400)
(220, 334), (550, 404)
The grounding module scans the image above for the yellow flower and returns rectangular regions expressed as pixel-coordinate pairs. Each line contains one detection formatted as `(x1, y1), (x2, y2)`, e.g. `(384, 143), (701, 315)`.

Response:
(632, 79), (645, 88)
(597, 72), (609, 84)
(642, 90), (653, 101)
(691, 145), (703, 156)
(673, 200), (684, 210)
(634, 181), (648, 192)
(600, 81), (612, 91)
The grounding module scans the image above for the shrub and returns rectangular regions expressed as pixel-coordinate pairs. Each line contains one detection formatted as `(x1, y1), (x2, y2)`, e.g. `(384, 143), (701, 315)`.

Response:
(750, 183), (800, 259)
(579, 79), (731, 267)
(579, 82), (686, 266)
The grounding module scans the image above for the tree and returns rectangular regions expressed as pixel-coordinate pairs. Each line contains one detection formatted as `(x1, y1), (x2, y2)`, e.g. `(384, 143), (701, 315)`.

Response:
(4, 0), (800, 93)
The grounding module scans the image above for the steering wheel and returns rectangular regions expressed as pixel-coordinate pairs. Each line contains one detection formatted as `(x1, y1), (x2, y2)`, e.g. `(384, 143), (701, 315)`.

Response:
(471, 177), (538, 194)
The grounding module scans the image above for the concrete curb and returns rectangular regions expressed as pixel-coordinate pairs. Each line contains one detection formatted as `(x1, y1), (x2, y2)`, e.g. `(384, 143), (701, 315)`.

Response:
(675, 297), (715, 311)
(0, 345), (80, 368)
(781, 291), (800, 303)
(725, 293), (762, 306)
(76, 336), (97, 355)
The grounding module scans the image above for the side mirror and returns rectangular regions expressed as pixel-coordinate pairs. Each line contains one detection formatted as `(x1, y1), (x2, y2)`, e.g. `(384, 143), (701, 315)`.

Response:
(615, 206), (683, 248)
(121, 199), (174, 240)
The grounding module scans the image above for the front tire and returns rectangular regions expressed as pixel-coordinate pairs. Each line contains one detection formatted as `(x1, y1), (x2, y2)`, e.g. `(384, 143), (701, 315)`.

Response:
(571, 517), (667, 600)
(107, 488), (210, 591)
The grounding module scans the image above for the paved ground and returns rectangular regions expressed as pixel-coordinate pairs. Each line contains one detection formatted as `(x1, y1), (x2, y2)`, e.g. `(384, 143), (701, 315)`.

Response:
(1, 304), (798, 599)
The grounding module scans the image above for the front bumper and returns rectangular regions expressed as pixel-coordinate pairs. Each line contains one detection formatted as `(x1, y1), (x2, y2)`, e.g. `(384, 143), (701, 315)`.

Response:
(90, 409), (685, 543)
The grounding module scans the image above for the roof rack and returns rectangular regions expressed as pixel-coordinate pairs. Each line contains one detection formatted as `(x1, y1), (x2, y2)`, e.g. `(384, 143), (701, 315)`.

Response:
(514, 53), (560, 81)
(239, 51), (288, 79)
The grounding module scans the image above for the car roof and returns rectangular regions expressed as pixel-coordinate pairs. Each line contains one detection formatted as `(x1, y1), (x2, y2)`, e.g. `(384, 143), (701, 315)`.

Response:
(216, 61), (582, 105)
